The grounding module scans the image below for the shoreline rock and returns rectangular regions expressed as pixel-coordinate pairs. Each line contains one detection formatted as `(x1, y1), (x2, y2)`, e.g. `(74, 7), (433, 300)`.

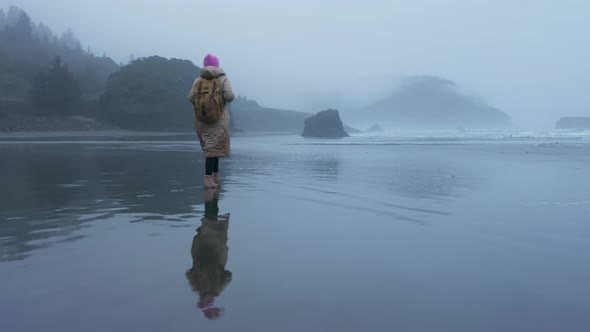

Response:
(367, 124), (383, 133)
(555, 117), (590, 130)
(302, 109), (349, 139)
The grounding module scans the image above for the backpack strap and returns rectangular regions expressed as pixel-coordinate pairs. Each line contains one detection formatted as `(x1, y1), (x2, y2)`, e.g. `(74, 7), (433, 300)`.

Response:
(196, 80), (203, 102)
(218, 75), (227, 104)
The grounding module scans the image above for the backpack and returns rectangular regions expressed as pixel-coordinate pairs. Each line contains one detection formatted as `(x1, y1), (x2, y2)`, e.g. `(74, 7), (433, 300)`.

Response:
(193, 77), (224, 123)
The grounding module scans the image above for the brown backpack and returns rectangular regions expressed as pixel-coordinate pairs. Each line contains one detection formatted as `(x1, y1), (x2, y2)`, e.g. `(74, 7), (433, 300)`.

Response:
(193, 77), (224, 123)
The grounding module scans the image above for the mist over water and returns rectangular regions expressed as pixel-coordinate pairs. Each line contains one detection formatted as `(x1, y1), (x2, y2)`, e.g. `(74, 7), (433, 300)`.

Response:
(4, 0), (590, 128)
(2, 1), (590, 331)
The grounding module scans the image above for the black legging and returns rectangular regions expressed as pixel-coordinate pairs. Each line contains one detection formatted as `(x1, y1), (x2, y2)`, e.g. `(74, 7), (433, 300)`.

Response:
(205, 157), (219, 175)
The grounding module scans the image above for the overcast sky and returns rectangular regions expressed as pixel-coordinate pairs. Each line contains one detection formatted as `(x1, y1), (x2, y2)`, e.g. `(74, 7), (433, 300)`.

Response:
(3, 0), (590, 128)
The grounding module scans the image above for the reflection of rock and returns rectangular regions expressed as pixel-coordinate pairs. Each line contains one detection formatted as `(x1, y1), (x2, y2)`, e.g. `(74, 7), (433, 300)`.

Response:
(556, 117), (590, 129)
(186, 193), (231, 320)
(367, 124), (383, 133)
(302, 109), (349, 138)
(306, 155), (340, 180)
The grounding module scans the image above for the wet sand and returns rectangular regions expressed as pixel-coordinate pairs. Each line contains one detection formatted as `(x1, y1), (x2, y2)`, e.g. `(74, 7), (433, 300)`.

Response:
(1, 135), (589, 331)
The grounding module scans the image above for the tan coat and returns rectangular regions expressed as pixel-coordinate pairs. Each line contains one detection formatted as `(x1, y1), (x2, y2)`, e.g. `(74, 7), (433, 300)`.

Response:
(188, 67), (235, 158)
(186, 218), (231, 297)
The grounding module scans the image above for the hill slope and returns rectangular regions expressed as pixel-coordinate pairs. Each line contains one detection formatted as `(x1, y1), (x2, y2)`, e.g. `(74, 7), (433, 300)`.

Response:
(99, 56), (198, 131)
(365, 76), (512, 129)
(0, 6), (119, 101)
(231, 98), (311, 133)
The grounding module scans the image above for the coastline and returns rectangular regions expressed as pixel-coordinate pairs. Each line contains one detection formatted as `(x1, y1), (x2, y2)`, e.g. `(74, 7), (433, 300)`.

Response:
(0, 130), (193, 139)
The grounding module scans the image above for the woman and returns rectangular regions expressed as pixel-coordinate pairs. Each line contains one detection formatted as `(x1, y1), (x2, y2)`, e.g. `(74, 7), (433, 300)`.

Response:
(188, 54), (235, 189)
(185, 192), (232, 320)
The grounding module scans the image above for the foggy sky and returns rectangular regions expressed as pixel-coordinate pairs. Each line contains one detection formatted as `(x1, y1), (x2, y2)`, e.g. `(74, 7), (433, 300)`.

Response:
(4, 0), (590, 128)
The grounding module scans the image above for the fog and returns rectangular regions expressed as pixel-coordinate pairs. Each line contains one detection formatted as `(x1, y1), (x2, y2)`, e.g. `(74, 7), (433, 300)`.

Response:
(4, 0), (590, 128)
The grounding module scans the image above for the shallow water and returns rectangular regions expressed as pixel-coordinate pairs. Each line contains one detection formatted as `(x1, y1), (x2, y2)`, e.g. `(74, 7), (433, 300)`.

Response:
(1, 134), (589, 331)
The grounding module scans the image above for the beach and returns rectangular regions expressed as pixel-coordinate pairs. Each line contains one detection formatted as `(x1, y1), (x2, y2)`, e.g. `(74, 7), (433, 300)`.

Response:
(1, 133), (589, 331)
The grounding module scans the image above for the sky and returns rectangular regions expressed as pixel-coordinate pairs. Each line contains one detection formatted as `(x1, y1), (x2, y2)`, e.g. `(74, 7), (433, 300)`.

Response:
(3, 0), (590, 128)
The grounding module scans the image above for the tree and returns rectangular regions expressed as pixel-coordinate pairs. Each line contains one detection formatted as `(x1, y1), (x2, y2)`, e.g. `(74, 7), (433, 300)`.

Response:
(60, 28), (79, 49)
(78, 56), (118, 98)
(34, 23), (53, 40)
(6, 6), (21, 26)
(99, 56), (199, 131)
(29, 57), (83, 115)
(10, 10), (33, 41)
(0, 9), (6, 29)
(1, 7), (119, 104)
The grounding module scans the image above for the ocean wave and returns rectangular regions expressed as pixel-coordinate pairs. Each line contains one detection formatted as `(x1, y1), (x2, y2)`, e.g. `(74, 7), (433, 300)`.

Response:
(352, 129), (590, 140)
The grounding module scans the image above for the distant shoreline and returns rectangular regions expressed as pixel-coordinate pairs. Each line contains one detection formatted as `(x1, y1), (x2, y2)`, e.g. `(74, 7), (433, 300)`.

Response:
(0, 130), (305, 139)
(0, 130), (193, 139)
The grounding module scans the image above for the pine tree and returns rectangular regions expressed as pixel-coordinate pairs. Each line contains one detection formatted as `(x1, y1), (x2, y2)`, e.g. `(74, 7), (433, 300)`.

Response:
(29, 57), (82, 115)
(12, 10), (33, 40)
(34, 23), (54, 40)
(1, 7), (119, 102)
(60, 28), (79, 49)
(6, 6), (21, 26)
(0, 9), (6, 29)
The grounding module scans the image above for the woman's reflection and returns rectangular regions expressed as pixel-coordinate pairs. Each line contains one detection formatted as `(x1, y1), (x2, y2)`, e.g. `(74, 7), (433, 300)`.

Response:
(186, 189), (232, 320)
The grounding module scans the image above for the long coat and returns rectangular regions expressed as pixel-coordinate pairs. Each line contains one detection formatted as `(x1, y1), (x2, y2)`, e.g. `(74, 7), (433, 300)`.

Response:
(188, 67), (235, 158)
(186, 217), (231, 300)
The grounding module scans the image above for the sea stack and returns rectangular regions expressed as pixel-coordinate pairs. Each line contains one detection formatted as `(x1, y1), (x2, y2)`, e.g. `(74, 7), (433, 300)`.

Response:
(367, 124), (383, 133)
(302, 109), (350, 138)
(555, 117), (590, 130)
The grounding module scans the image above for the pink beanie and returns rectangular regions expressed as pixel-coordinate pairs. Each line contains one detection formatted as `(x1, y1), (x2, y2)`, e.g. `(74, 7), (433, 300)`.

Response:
(203, 54), (219, 68)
